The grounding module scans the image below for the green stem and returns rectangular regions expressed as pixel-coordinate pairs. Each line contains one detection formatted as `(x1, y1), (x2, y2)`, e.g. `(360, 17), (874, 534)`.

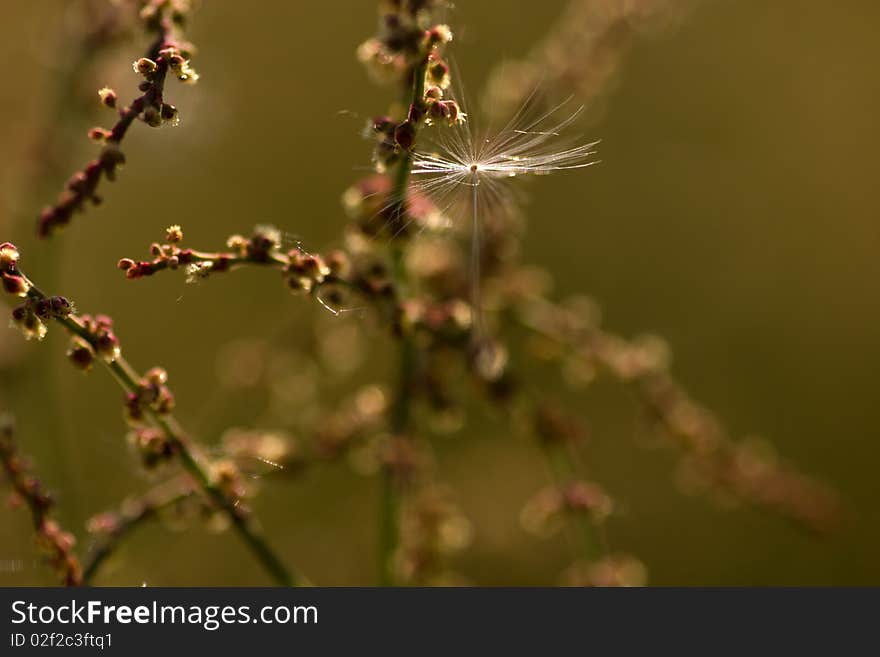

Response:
(64, 315), (300, 586)
(378, 54), (430, 586)
(83, 481), (194, 584)
(19, 279), (302, 586)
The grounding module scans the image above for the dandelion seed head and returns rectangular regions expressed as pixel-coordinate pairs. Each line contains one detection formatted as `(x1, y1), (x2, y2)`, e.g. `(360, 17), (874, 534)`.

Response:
(404, 88), (599, 341)
(403, 92), (600, 242)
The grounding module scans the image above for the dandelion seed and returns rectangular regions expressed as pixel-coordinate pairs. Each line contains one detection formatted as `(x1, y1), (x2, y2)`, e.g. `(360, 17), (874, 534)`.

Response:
(412, 101), (598, 185)
(408, 92), (600, 337)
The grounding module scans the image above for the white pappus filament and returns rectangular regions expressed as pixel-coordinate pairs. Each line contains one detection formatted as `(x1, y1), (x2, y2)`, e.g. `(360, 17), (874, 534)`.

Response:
(408, 97), (600, 337)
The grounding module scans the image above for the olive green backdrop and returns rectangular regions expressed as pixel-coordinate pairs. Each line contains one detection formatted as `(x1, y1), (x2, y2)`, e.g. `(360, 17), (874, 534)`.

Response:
(0, 1), (877, 585)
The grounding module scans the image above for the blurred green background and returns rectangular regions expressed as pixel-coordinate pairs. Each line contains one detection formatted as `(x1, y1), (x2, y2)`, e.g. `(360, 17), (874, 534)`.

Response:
(1, 0), (878, 585)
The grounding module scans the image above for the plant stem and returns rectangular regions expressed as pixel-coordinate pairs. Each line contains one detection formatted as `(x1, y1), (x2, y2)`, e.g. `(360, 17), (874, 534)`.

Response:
(58, 313), (301, 586)
(7, 5), (128, 529)
(83, 480), (195, 584)
(17, 276), (302, 586)
(378, 54), (430, 586)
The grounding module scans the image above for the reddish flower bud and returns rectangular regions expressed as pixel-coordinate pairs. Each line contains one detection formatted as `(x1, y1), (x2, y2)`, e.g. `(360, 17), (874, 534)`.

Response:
(32, 298), (52, 319)
(372, 116), (396, 136)
(1, 273), (28, 297)
(407, 103), (426, 124)
(154, 387), (175, 414)
(133, 57), (158, 76)
(97, 87), (117, 108)
(67, 338), (95, 371)
(160, 103), (179, 122)
(145, 367), (168, 386)
(165, 225), (183, 243)
(49, 296), (72, 318)
(394, 120), (416, 150)
(94, 329), (121, 361)
(427, 60), (450, 87)
(425, 24), (453, 47)
(0, 243), (19, 272)
(87, 127), (113, 143)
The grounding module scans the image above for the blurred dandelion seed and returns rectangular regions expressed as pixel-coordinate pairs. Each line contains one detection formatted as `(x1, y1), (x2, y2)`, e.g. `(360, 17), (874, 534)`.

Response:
(408, 93), (600, 333)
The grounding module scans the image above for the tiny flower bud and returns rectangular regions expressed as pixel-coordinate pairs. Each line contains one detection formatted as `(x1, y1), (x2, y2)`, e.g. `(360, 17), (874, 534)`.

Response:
(248, 225), (282, 259)
(427, 100), (464, 127)
(125, 264), (144, 279)
(66, 171), (88, 193)
(428, 100), (447, 122)
(211, 460), (246, 500)
(142, 107), (162, 127)
(226, 235), (248, 252)
(129, 427), (175, 468)
(1, 273), (29, 297)
(133, 57), (158, 76)
(372, 116), (395, 136)
(154, 387), (175, 414)
(0, 242), (19, 272)
(446, 102), (462, 125)
(99, 144), (125, 169)
(32, 298), (51, 319)
(160, 48), (199, 84)
(178, 66), (199, 84)
(160, 103), (179, 122)
(67, 338), (95, 371)
(117, 258), (135, 271)
(394, 120), (416, 150)
(97, 87), (117, 108)
(165, 225), (183, 243)
(407, 103), (426, 124)
(49, 296), (72, 318)
(167, 54), (186, 70)
(10, 307), (47, 341)
(425, 24), (453, 47)
(87, 127), (113, 143)
(427, 60), (450, 88)
(145, 367), (168, 386)
(94, 330), (121, 362)
(124, 392), (144, 425)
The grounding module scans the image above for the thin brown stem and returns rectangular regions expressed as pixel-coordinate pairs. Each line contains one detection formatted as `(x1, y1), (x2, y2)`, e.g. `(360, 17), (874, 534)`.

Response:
(83, 477), (196, 584)
(0, 417), (83, 586)
(12, 270), (304, 586)
(38, 4), (197, 237)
